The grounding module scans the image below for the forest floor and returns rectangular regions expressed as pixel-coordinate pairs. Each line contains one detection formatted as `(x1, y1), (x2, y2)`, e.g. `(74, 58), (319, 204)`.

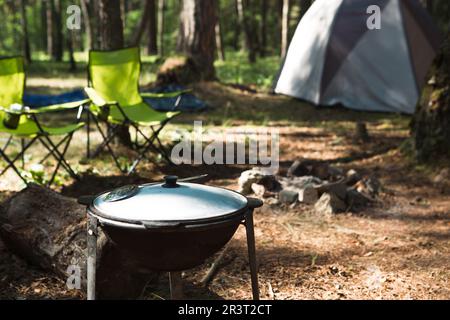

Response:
(0, 81), (449, 300)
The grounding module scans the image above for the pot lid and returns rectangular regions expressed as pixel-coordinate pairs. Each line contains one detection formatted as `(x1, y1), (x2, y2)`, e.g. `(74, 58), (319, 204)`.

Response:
(90, 176), (248, 224)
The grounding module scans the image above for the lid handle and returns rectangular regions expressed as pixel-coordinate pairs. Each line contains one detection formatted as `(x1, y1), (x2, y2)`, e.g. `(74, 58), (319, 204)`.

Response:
(162, 175), (179, 188)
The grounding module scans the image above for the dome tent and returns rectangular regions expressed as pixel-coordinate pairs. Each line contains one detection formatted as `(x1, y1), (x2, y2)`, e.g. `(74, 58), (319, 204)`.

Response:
(274, 0), (442, 114)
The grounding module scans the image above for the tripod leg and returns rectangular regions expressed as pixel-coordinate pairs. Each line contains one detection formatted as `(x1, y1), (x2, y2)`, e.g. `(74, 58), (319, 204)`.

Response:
(245, 210), (259, 300)
(169, 271), (183, 300)
(87, 216), (98, 300)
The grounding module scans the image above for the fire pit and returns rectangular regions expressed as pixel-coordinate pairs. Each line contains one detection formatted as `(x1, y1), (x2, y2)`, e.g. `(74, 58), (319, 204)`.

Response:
(79, 175), (263, 300)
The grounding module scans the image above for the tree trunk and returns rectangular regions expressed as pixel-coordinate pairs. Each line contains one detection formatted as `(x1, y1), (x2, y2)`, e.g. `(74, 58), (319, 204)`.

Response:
(131, 0), (152, 47)
(412, 31), (450, 162)
(46, 0), (53, 58)
(67, 31), (77, 72)
(147, 0), (158, 55)
(53, 0), (63, 61)
(280, 0), (291, 59)
(98, 0), (131, 147)
(20, 0), (31, 63)
(233, 0), (241, 50)
(80, 0), (94, 50)
(41, 0), (47, 51)
(158, 0), (165, 56)
(215, 16), (225, 61)
(236, 0), (256, 63)
(260, 0), (268, 57)
(177, 0), (217, 80)
(0, 184), (157, 299)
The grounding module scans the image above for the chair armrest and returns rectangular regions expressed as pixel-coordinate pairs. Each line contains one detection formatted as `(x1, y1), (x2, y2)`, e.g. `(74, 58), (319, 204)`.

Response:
(31, 99), (90, 114)
(140, 88), (191, 99)
(84, 87), (116, 107)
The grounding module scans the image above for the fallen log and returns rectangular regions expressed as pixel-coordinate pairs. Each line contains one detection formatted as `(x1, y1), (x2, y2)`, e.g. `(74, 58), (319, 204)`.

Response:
(0, 184), (158, 299)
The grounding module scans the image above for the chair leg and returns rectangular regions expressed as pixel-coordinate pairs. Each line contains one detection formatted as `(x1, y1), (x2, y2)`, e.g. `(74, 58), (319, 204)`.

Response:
(20, 139), (25, 169)
(2, 136), (12, 152)
(45, 134), (77, 187)
(92, 118), (125, 173)
(38, 136), (76, 179)
(86, 110), (91, 159)
(39, 135), (70, 164)
(0, 137), (38, 184)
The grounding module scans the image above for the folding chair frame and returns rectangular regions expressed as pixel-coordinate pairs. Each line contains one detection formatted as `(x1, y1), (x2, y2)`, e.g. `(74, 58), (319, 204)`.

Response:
(0, 106), (85, 187)
(84, 47), (185, 175)
(85, 102), (177, 175)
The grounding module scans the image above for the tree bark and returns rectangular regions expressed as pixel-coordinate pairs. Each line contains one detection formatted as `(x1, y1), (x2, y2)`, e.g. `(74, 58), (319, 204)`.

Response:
(52, 0), (64, 61)
(158, 0), (165, 56)
(80, 0), (94, 50)
(98, 0), (131, 147)
(41, 0), (47, 51)
(67, 31), (77, 72)
(412, 31), (450, 162)
(260, 0), (268, 57)
(0, 184), (157, 299)
(215, 16), (225, 61)
(46, 0), (54, 58)
(236, 0), (256, 63)
(177, 0), (217, 80)
(147, 0), (158, 55)
(20, 0), (31, 63)
(233, 0), (241, 50)
(280, 0), (291, 59)
(131, 0), (152, 47)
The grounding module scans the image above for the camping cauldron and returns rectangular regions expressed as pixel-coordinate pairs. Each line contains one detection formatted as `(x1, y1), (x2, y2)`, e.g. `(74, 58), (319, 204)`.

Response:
(78, 175), (263, 300)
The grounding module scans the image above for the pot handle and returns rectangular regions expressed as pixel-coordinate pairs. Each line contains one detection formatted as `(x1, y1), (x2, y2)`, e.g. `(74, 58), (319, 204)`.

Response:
(247, 197), (263, 209)
(78, 195), (96, 206)
(142, 221), (183, 229)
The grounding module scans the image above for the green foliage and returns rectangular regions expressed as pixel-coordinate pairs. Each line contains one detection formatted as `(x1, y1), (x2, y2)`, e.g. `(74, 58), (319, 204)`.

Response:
(215, 51), (280, 89)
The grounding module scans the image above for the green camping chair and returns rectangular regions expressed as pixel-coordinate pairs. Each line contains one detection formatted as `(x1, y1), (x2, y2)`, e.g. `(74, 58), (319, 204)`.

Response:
(0, 56), (89, 186)
(85, 47), (186, 174)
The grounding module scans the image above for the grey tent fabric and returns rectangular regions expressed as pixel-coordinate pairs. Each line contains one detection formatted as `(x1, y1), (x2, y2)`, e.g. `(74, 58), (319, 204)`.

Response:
(274, 0), (442, 114)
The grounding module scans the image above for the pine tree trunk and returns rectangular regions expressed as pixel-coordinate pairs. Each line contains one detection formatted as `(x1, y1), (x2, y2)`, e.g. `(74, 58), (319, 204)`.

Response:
(412, 32), (450, 162)
(236, 0), (256, 63)
(280, 0), (291, 59)
(260, 0), (268, 57)
(158, 0), (165, 56)
(131, 0), (151, 47)
(53, 0), (63, 62)
(20, 0), (31, 63)
(215, 16), (225, 61)
(147, 0), (158, 55)
(80, 0), (94, 50)
(177, 0), (217, 80)
(233, 0), (241, 51)
(46, 0), (53, 58)
(98, 0), (131, 147)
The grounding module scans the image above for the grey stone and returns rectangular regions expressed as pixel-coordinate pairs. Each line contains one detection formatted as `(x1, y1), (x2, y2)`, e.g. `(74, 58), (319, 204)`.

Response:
(298, 186), (318, 204)
(287, 159), (313, 177)
(238, 167), (275, 194)
(314, 192), (347, 215)
(279, 190), (299, 204)
(280, 176), (322, 191)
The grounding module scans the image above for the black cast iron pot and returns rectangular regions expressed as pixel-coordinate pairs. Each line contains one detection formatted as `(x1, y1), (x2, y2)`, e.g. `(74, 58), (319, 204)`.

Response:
(79, 176), (263, 271)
